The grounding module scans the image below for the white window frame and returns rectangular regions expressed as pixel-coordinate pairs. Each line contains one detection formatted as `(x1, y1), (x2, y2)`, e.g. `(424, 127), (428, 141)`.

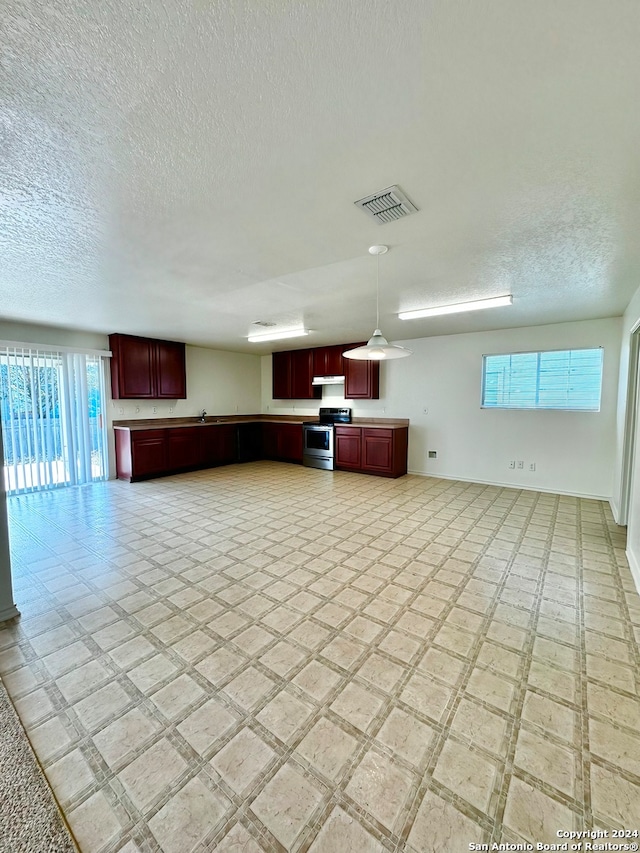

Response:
(481, 346), (604, 412)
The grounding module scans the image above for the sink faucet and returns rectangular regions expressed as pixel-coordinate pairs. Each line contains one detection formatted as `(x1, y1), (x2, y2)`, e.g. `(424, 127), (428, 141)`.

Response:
(199, 409), (207, 423)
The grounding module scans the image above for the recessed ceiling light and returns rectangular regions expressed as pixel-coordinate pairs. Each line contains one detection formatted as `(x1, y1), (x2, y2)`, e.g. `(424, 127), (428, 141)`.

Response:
(247, 329), (309, 343)
(398, 294), (513, 320)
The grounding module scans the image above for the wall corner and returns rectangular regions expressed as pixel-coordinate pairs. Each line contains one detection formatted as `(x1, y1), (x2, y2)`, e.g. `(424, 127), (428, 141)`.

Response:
(626, 546), (640, 598)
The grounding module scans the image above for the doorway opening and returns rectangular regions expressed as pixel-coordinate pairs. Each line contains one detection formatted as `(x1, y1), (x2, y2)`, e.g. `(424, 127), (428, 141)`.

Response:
(619, 324), (640, 525)
(0, 345), (109, 495)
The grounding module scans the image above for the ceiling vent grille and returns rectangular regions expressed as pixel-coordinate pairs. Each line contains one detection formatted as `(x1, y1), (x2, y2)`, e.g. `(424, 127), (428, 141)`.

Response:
(354, 185), (418, 224)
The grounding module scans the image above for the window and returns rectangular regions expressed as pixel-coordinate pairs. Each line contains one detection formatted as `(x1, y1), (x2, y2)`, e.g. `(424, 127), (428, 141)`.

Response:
(0, 345), (109, 494)
(482, 347), (603, 411)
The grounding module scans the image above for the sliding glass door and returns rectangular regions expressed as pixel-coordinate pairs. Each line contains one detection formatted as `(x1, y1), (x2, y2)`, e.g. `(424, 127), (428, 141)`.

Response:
(0, 346), (109, 494)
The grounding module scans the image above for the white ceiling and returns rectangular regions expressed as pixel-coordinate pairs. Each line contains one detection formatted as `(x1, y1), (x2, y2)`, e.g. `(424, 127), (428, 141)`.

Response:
(2, 0), (640, 353)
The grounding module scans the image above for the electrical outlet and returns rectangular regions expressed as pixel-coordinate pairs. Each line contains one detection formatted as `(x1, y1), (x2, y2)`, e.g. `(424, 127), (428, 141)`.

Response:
(168, 406), (173, 413)
(428, 450), (437, 459)
(529, 462), (536, 471)
(135, 406), (140, 413)
(509, 460), (515, 469)
(118, 407), (124, 415)
(517, 460), (524, 469)
(152, 406), (157, 414)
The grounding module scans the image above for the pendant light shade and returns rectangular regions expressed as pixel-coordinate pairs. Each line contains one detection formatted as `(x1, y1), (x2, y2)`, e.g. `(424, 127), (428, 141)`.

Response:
(343, 246), (412, 361)
(344, 330), (413, 360)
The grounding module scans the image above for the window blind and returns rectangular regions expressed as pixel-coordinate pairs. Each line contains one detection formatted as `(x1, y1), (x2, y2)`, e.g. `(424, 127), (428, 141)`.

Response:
(482, 347), (603, 411)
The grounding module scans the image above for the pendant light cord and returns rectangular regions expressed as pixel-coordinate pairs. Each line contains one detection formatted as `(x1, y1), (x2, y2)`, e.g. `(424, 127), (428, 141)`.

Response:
(376, 253), (380, 329)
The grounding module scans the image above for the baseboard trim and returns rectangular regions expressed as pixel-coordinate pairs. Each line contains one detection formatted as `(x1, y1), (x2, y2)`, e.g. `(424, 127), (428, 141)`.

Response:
(0, 604), (20, 624)
(627, 547), (640, 597)
(609, 497), (622, 525)
(407, 470), (610, 502)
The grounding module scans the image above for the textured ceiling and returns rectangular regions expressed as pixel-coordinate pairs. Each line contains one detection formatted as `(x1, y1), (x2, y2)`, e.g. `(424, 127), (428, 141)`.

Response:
(2, 0), (640, 353)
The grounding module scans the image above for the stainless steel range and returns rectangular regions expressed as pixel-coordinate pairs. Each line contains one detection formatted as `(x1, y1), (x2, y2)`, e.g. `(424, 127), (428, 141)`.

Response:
(302, 407), (351, 470)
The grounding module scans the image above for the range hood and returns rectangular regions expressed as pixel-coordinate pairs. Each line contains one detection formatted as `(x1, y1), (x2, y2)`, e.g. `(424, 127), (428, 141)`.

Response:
(312, 375), (345, 386)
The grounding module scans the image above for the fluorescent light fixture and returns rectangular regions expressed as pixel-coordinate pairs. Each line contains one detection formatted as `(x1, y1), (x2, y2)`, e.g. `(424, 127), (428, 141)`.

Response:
(247, 329), (309, 343)
(399, 294), (513, 320)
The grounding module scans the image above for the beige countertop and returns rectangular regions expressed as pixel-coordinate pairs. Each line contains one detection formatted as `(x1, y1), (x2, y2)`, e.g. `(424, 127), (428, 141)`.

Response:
(113, 415), (409, 431)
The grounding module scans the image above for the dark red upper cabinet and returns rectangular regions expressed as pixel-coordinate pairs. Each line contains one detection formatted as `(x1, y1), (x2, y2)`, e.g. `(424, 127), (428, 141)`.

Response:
(326, 345), (346, 376)
(109, 334), (186, 399)
(313, 345), (345, 377)
(291, 349), (321, 400)
(272, 351), (292, 399)
(273, 349), (320, 399)
(273, 342), (379, 400)
(312, 347), (328, 377)
(110, 335), (155, 398)
(155, 340), (187, 398)
(342, 344), (380, 399)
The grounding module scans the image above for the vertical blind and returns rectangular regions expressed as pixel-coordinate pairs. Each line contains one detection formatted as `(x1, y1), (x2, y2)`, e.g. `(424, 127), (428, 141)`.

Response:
(0, 345), (109, 494)
(482, 347), (604, 411)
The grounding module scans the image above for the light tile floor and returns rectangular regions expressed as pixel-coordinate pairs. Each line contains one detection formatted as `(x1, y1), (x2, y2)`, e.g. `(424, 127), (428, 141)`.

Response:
(1, 462), (639, 852)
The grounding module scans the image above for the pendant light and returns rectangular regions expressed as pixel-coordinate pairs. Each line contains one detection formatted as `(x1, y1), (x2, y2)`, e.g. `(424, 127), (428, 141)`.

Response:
(343, 246), (412, 360)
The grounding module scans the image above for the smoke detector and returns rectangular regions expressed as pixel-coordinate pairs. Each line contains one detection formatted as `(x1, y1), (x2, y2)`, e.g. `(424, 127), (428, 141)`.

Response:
(354, 185), (418, 224)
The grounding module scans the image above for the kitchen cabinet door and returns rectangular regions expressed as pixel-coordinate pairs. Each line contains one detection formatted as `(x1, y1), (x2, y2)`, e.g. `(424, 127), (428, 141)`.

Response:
(262, 423), (279, 458)
(335, 426), (362, 469)
(278, 424), (303, 463)
(200, 424), (238, 466)
(312, 347), (329, 377)
(155, 341), (187, 399)
(272, 351), (292, 399)
(326, 345), (345, 376)
(110, 335), (155, 399)
(237, 422), (263, 462)
(261, 423), (302, 462)
(130, 431), (167, 477)
(314, 345), (345, 376)
(362, 429), (393, 473)
(290, 349), (321, 400)
(344, 351), (380, 399)
(362, 428), (408, 478)
(166, 428), (202, 471)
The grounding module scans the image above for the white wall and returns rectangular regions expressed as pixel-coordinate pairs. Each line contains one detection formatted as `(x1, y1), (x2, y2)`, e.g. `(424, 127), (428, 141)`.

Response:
(612, 286), (640, 590)
(262, 318), (621, 499)
(0, 320), (108, 352)
(109, 346), (261, 422)
(0, 320), (262, 476)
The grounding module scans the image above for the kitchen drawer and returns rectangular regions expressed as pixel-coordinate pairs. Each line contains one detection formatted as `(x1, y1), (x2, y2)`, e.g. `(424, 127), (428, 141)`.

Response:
(335, 426), (361, 437)
(363, 428), (393, 439)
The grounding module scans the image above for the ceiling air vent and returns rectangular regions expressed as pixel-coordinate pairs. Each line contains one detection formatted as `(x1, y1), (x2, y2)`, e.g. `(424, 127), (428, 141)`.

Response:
(354, 185), (418, 224)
